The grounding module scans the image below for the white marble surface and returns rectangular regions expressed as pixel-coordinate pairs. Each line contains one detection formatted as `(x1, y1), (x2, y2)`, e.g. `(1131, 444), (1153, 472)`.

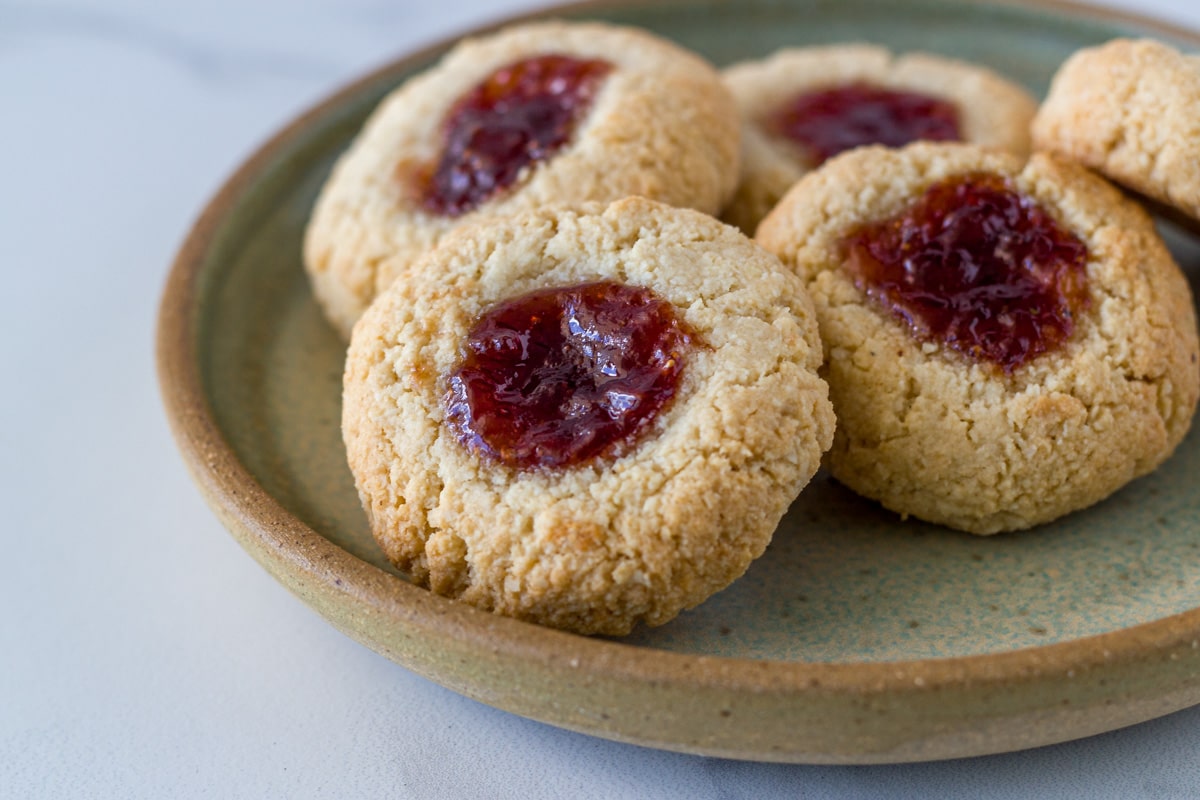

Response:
(5, 0), (1200, 797)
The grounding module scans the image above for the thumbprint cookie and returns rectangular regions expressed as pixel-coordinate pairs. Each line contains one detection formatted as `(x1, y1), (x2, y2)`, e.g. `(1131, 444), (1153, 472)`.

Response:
(721, 44), (1037, 234)
(304, 21), (741, 338)
(342, 198), (834, 634)
(757, 142), (1199, 534)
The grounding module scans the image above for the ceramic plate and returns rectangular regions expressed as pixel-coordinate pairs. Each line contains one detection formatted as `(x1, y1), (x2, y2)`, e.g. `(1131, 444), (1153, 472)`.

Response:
(157, 0), (1200, 763)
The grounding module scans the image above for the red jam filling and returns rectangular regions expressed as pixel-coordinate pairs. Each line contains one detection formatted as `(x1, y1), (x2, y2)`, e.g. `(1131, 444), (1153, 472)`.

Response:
(419, 54), (613, 217)
(444, 281), (694, 469)
(769, 83), (961, 165)
(842, 173), (1090, 371)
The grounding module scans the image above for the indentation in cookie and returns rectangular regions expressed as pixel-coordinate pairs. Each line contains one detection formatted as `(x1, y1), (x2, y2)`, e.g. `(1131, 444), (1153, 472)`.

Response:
(444, 280), (696, 469)
(842, 172), (1090, 372)
(418, 54), (613, 216)
(769, 82), (961, 166)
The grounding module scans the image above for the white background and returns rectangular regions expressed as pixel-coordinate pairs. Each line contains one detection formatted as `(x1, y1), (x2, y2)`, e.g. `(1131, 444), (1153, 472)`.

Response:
(4, 0), (1200, 797)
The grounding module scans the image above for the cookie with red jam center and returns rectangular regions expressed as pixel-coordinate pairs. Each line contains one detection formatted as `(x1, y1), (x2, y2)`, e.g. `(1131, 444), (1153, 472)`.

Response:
(343, 198), (834, 635)
(304, 21), (741, 339)
(757, 143), (1200, 534)
(720, 44), (1037, 234)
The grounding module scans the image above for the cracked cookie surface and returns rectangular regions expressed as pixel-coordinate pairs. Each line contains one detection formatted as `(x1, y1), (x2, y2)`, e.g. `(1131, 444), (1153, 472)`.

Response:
(304, 21), (740, 339)
(342, 198), (834, 634)
(757, 143), (1200, 534)
(1033, 38), (1200, 225)
(721, 44), (1036, 235)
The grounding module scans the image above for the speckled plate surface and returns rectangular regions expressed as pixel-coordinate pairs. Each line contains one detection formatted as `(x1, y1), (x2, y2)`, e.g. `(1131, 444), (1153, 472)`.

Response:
(157, 0), (1200, 763)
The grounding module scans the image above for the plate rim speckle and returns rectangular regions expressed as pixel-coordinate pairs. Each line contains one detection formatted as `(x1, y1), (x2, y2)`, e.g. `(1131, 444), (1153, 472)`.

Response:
(157, 0), (1200, 763)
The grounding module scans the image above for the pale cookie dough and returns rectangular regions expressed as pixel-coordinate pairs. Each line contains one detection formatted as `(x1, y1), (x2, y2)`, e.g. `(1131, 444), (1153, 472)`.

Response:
(1032, 38), (1200, 225)
(757, 142), (1200, 534)
(721, 44), (1037, 234)
(342, 197), (834, 635)
(305, 21), (741, 339)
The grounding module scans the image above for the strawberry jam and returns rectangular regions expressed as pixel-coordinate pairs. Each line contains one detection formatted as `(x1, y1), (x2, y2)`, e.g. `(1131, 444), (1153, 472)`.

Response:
(842, 172), (1090, 371)
(770, 83), (961, 165)
(444, 281), (694, 469)
(420, 54), (612, 217)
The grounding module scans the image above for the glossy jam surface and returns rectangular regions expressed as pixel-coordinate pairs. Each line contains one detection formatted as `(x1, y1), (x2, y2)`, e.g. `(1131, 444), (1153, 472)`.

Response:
(770, 83), (961, 165)
(445, 281), (694, 469)
(843, 173), (1090, 371)
(420, 54), (612, 217)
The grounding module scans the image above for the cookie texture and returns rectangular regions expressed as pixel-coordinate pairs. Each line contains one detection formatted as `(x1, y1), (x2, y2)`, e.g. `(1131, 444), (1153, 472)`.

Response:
(757, 143), (1200, 534)
(343, 197), (834, 634)
(721, 44), (1037, 234)
(1032, 38), (1200, 224)
(305, 21), (741, 339)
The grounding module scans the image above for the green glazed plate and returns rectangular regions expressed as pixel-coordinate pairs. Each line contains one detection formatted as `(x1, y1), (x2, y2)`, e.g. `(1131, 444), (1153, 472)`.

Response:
(158, 0), (1200, 762)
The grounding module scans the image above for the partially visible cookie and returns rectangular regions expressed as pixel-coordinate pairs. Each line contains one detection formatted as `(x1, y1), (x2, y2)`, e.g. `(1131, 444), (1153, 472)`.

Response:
(343, 197), (834, 635)
(757, 142), (1200, 534)
(1032, 38), (1200, 225)
(721, 44), (1037, 234)
(305, 21), (741, 339)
